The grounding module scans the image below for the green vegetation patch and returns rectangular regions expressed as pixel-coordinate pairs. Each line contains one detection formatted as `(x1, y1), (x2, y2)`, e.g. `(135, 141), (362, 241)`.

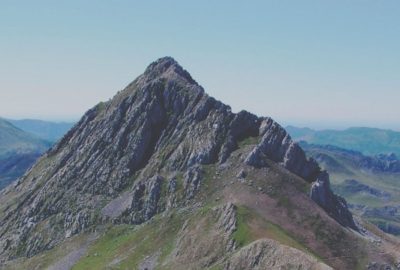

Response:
(72, 212), (184, 270)
(95, 102), (106, 113)
(233, 206), (309, 255)
(199, 164), (218, 196)
(232, 206), (253, 247)
(238, 136), (260, 147)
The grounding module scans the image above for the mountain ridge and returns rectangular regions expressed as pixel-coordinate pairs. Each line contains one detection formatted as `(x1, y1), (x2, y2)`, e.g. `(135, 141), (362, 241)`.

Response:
(0, 118), (51, 156)
(286, 125), (400, 157)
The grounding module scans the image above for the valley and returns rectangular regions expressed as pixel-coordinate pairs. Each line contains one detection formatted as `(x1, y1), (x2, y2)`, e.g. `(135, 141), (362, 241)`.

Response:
(301, 142), (400, 236)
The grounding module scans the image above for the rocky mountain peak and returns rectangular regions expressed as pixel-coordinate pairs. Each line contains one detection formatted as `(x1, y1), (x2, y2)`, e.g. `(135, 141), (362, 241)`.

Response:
(0, 57), (358, 263)
(140, 56), (197, 86)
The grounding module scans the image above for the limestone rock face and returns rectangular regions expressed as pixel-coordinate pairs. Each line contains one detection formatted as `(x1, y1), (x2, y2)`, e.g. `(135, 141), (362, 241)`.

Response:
(0, 57), (357, 262)
(245, 118), (320, 182)
(123, 175), (164, 224)
(217, 202), (237, 235)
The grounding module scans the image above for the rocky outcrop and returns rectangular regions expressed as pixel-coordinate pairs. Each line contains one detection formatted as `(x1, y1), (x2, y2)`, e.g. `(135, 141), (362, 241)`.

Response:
(183, 166), (203, 200)
(245, 118), (320, 182)
(244, 118), (357, 231)
(310, 171), (357, 230)
(119, 175), (164, 224)
(224, 239), (332, 270)
(217, 203), (237, 235)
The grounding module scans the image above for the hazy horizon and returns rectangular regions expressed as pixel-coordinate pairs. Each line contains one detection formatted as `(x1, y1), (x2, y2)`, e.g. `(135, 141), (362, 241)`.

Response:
(1, 1), (399, 130)
(3, 115), (400, 133)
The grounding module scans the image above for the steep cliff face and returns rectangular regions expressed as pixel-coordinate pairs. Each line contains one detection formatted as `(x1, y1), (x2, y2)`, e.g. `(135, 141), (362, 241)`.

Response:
(0, 57), (365, 267)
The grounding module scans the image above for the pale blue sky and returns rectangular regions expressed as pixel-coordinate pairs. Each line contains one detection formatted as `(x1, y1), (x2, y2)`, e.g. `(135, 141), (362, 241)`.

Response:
(1, 1), (399, 130)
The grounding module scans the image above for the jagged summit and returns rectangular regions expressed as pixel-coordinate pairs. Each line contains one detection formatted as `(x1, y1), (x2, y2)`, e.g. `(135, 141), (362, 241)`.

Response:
(1, 57), (396, 269)
(145, 56), (180, 73)
(140, 56), (198, 85)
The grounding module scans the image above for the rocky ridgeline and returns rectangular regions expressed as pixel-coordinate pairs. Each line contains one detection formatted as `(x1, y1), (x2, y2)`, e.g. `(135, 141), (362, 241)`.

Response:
(244, 119), (357, 229)
(0, 57), (357, 261)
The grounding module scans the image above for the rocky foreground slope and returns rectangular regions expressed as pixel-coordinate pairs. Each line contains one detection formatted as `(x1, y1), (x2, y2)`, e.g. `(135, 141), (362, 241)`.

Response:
(1, 57), (399, 269)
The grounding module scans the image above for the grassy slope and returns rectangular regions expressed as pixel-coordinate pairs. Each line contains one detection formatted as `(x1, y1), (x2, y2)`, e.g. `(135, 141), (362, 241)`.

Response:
(232, 206), (314, 257)
(72, 213), (184, 270)
(6, 204), (316, 270)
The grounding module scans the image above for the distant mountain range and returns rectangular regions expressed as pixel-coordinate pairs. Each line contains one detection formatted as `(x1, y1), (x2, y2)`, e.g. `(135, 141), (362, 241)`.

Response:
(288, 127), (400, 236)
(0, 118), (51, 157)
(8, 119), (75, 143)
(0, 152), (41, 190)
(300, 142), (400, 236)
(0, 118), (74, 189)
(286, 126), (400, 157)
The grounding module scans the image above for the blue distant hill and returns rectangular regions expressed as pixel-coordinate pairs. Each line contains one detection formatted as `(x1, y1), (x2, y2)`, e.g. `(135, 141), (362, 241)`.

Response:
(8, 118), (75, 143)
(286, 126), (400, 157)
(0, 118), (75, 189)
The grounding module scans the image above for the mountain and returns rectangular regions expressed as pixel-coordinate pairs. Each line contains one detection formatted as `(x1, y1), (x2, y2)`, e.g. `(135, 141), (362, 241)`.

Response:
(0, 118), (51, 157)
(8, 119), (75, 143)
(0, 119), (52, 189)
(286, 126), (400, 157)
(301, 142), (400, 236)
(1, 57), (399, 269)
